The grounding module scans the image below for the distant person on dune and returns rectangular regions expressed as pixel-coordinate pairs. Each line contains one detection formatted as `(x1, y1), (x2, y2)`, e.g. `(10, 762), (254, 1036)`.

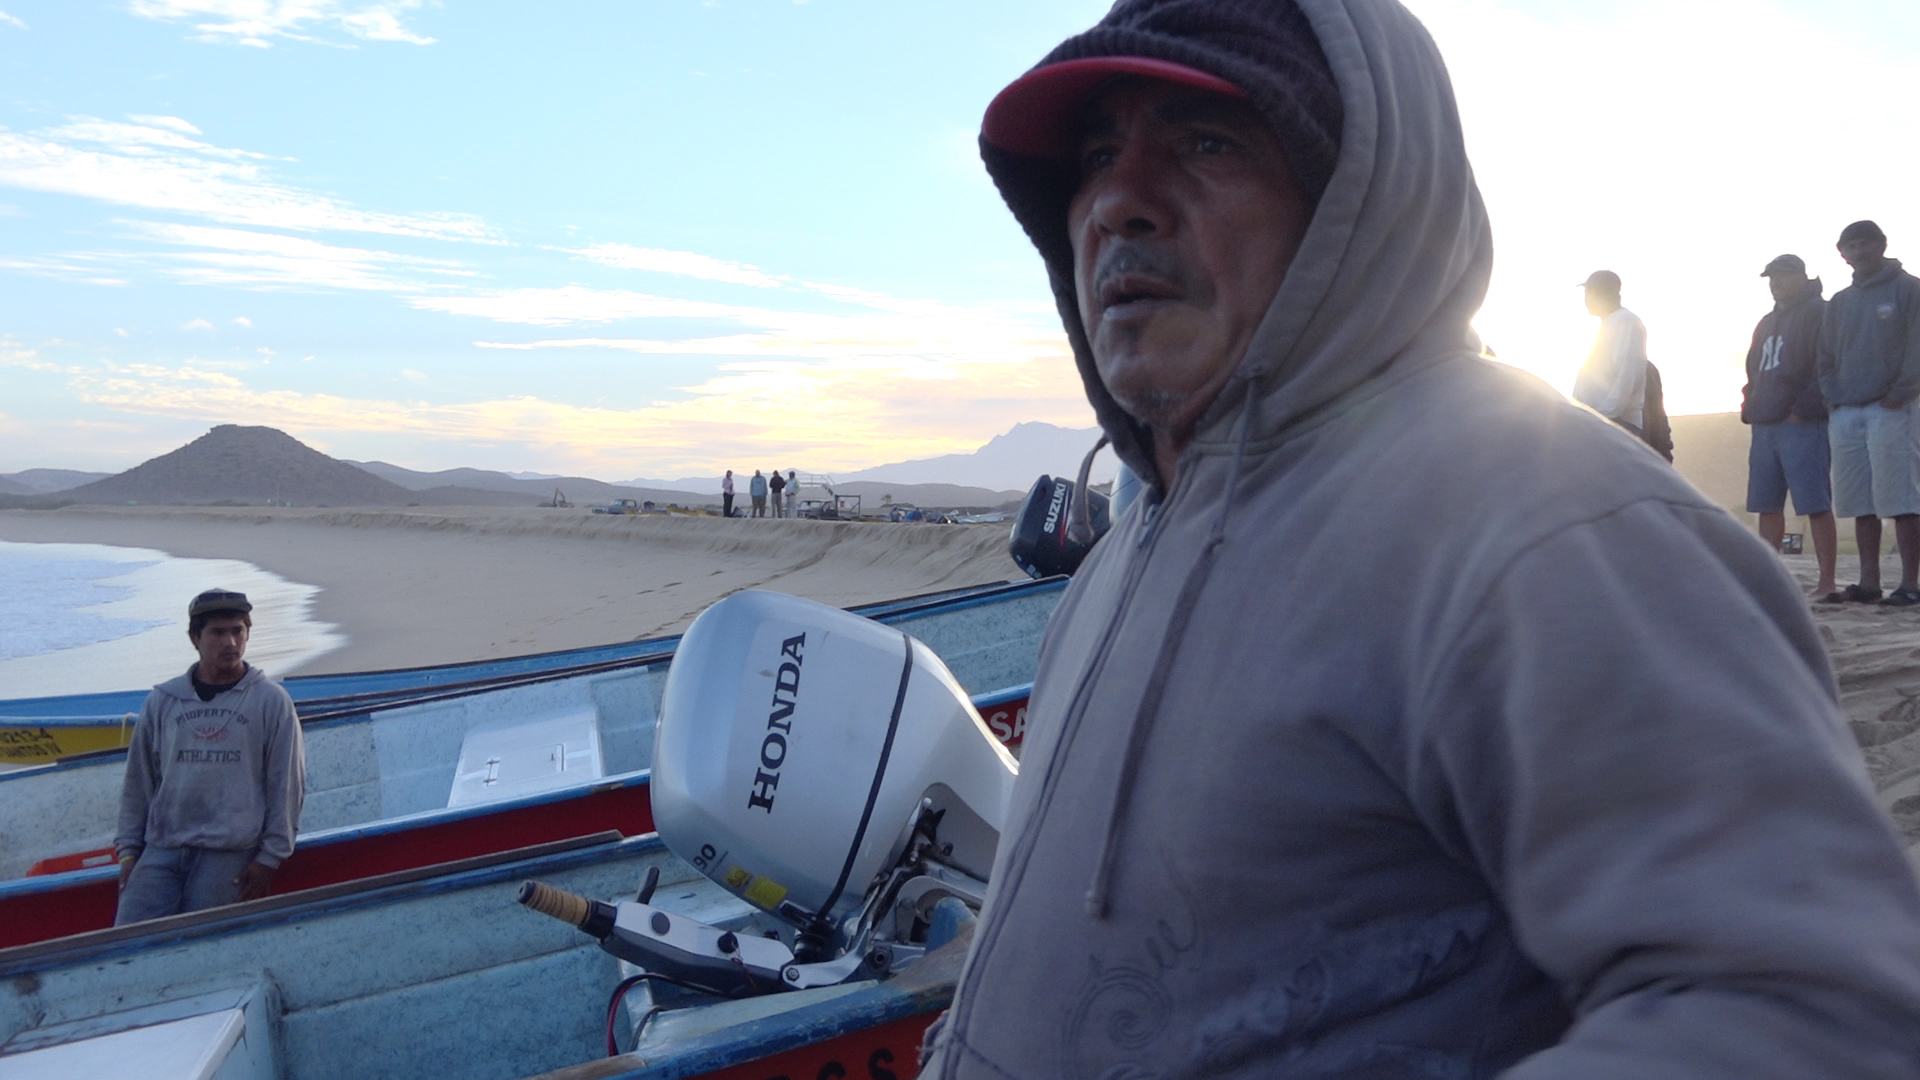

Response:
(768, 468), (786, 518)
(114, 589), (305, 924)
(921, 0), (1920, 1076)
(721, 469), (735, 518)
(1743, 254), (1836, 599)
(749, 470), (768, 517)
(1819, 220), (1920, 606)
(787, 471), (799, 516)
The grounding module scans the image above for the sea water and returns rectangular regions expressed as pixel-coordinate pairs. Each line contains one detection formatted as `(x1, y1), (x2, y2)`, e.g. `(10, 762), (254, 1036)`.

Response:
(0, 541), (344, 700)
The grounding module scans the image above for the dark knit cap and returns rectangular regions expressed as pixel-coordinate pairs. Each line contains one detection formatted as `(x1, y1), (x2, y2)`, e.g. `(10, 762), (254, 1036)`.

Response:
(980, 0), (1343, 270)
(188, 588), (252, 618)
(1840, 220), (1886, 245)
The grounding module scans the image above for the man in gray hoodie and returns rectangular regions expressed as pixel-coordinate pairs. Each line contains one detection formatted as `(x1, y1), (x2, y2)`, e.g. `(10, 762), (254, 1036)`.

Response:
(115, 588), (305, 924)
(923, 1), (1920, 1077)
(1818, 220), (1920, 606)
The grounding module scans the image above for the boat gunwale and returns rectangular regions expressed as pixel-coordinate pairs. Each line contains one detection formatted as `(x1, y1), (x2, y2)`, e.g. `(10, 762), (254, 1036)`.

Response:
(0, 768), (656, 899)
(0, 830), (652, 979)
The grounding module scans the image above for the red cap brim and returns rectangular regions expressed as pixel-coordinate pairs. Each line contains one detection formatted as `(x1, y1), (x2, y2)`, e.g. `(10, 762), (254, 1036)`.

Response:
(981, 56), (1246, 158)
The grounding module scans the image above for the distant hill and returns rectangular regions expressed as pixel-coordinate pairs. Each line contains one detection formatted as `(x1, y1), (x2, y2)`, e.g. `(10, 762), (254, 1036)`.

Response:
(836, 422), (1112, 491)
(64, 426), (426, 507)
(1671, 412), (1748, 514)
(348, 460), (700, 508)
(0, 468), (112, 494)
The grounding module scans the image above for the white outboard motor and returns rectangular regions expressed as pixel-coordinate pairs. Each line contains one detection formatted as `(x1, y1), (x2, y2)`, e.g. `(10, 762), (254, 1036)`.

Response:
(520, 590), (1017, 994)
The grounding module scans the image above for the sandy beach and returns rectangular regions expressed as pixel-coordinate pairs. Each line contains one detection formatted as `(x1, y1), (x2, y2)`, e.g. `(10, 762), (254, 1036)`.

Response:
(0, 506), (1026, 676)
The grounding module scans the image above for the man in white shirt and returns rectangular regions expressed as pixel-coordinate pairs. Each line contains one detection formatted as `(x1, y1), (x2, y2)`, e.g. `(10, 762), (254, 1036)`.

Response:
(1575, 270), (1650, 436)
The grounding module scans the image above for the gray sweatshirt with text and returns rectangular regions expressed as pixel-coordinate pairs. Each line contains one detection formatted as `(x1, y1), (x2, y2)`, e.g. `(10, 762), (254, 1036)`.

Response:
(116, 664), (305, 867)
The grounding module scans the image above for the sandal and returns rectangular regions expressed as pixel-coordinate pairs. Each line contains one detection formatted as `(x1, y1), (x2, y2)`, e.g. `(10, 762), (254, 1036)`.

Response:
(1820, 584), (1884, 604)
(1880, 588), (1920, 607)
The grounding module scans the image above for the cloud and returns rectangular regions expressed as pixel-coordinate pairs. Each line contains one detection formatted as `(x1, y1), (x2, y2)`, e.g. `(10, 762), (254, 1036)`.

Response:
(230, 316), (252, 327)
(125, 115), (201, 135)
(125, 220), (474, 291)
(114, 328), (130, 337)
(181, 318), (214, 330)
(61, 316), (1090, 475)
(410, 286), (749, 327)
(0, 10), (23, 30)
(0, 254), (129, 286)
(569, 244), (786, 288)
(1, 341), (66, 373)
(0, 117), (494, 240)
(128, 0), (435, 48)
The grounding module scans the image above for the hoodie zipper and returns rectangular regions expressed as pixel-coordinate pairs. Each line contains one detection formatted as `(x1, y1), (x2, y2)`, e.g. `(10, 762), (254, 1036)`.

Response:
(939, 469), (1186, 1073)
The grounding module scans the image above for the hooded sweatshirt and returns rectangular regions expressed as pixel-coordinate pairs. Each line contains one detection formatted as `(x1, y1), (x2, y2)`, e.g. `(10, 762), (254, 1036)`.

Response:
(115, 664), (305, 867)
(927, 1), (1920, 1077)
(1818, 258), (1920, 408)
(1742, 279), (1827, 424)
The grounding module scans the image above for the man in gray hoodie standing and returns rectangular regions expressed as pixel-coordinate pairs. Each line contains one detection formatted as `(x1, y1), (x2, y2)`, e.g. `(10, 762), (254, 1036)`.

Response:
(923, 1), (1920, 1077)
(1819, 220), (1920, 606)
(115, 588), (305, 924)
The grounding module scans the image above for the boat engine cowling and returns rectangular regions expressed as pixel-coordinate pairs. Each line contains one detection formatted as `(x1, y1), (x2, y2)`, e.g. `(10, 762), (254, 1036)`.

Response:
(653, 590), (1014, 962)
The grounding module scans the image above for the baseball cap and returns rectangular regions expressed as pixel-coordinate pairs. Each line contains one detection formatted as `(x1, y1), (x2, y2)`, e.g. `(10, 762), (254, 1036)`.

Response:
(1761, 254), (1807, 277)
(981, 56), (1247, 159)
(1578, 270), (1622, 292)
(1839, 220), (1886, 245)
(188, 588), (252, 618)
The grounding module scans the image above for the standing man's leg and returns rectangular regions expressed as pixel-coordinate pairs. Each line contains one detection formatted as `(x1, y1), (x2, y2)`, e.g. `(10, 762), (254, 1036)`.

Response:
(1869, 400), (1920, 602)
(1809, 511), (1839, 597)
(114, 845), (189, 925)
(1897, 516), (1920, 597)
(1858, 516), (1885, 592)
(1829, 406), (1883, 598)
(1750, 422), (1789, 550)
(1778, 418), (1838, 597)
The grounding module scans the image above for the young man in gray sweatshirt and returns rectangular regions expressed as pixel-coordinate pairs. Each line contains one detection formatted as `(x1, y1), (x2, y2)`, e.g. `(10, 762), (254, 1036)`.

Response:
(922, 1), (1920, 1076)
(1818, 219), (1920, 606)
(114, 588), (305, 924)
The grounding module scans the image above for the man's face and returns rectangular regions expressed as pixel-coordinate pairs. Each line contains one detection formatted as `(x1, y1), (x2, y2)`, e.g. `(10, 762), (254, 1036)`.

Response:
(191, 614), (250, 674)
(1839, 236), (1888, 270)
(1068, 79), (1310, 440)
(1583, 285), (1615, 317)
(1769, 270), (1808, 304)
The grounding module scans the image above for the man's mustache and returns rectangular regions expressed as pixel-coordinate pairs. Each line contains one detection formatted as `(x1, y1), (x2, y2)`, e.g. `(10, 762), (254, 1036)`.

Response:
(1090, 243), (1188, 302)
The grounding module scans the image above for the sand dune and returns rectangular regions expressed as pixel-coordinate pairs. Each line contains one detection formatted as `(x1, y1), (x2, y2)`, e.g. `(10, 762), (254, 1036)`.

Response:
(0, 506), (1026, 676)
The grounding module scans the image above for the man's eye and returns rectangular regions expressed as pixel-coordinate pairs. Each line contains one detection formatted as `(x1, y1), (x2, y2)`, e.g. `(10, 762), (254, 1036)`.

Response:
(1194, 134), (1233, 154)
(1081, 145), (1118, 171)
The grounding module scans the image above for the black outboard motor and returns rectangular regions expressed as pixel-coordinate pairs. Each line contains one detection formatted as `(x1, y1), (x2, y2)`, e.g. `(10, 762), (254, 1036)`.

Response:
(1008, 475), (1110, 579)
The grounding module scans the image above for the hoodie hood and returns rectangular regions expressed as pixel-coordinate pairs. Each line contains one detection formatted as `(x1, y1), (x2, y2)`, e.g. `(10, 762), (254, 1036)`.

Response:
(983, 0), (1491, 486)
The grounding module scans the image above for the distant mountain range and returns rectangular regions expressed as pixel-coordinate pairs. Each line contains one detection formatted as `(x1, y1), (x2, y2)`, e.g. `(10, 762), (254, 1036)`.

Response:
(0, 416), (1757, 513)
(2, 424), (1049, 510)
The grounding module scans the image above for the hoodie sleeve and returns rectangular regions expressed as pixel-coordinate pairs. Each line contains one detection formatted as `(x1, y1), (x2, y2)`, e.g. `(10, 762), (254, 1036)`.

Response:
(115, 694), (165, 860)
(1786, 300), (1829, 420)
(253, 685), (304, 868)
(1415, 499), (1920, 1078)
(1891, 277), (1920, 407)
(1818, 301), (1842, 406)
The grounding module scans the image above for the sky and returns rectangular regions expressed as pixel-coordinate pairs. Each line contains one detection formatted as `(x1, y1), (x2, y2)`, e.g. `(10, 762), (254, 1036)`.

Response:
(3, 0), (1919, 481)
